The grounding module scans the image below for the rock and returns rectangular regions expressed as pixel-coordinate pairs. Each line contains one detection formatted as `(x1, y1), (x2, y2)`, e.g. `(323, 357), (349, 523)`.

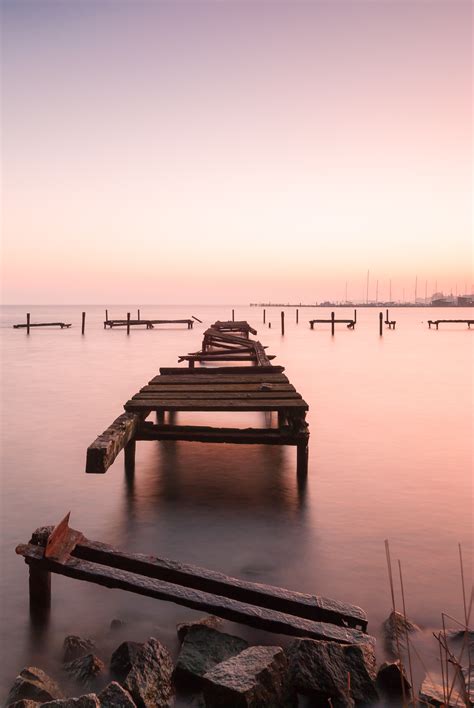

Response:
(177, 616), (223, 643)
(122, 637), (174, 708)
(376, 661), (411, 700)
(98, 681), (136, 707)
(383, 610), (420, 657)
(63, 654), (105, 689)
(7, 701), (41, 708)
(419, 675), (463, 707)
(202, 645), (295, 707)
(6, 667), (64, 705)
(41, 696), (100, 707)
(287, 639), (378, 707)
(110, 642), (144, 682)
(63, 636), (96, 663)
(174, 626), (248, 688)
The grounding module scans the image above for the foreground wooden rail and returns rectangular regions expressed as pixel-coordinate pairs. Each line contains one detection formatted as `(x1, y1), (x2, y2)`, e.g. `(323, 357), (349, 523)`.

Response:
(86, 322), (309, 475)
(428, 319), (473, 329)
(17, 516), (370, 643)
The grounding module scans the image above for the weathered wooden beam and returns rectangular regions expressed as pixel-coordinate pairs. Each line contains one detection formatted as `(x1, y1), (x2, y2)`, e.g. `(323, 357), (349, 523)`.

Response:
(149, 373), (289, 385)
(140, 384), (296, 393)
(159, 366), (285, 375)
(133, 391), (301, 401)
(16, 543), (370, 644)
(136, 423), (308, 446)
(13, 322), (72, 329)
(124, 398), (308, 413)
(86, 412), (142, 474)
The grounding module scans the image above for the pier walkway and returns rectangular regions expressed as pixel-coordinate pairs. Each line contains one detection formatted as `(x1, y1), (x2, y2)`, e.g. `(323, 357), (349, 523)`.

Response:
(105, 318), (194, 329)
(86, 321), (309, 475)
(428, 319), (473, 329)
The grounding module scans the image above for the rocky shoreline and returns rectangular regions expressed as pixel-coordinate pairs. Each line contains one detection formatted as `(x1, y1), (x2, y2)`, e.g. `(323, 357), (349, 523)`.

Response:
(5, 611), (471, 707)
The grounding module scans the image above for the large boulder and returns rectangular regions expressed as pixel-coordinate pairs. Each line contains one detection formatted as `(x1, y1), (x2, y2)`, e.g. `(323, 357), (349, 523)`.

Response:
(383, 610), (420, 657)
(376, 661), (411, 700)
(98, 681), (136, 707)
(41, 696), (100, 707)
(287, 639), (378, 707)
(7, 701), (41, 708)
(6, 667), (64, 706)
(122, 637), (174, 708)
(63, 655), (105, 690)
(174, 626), (248, 688)
(63, 636), (96, 663)
(202, 645), (295, 707)
(110, 642), (144, 682)
(177, 616), (224, 643)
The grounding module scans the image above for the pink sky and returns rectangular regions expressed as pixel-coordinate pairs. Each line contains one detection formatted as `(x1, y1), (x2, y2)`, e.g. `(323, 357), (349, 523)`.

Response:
(1, 0), (472, 304)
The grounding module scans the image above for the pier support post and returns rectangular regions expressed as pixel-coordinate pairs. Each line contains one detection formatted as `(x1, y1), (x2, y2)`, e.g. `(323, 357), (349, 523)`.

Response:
(81, 312), (86, 335)
(263, 309), (266, 324)
(105, 310), (108, 328)
(29, 562), (51, 614)
(379, 312), (383, 336)
(354, 309), (357, 324)
(127, 312), (131, 336)
(156, 411), (165, 425)
(27, 313), (30, 335)
(331, 311), (335, 336)
(124, 439), (136, 475)
(296, 442), (309, 477)
(281, 311), (285, 335)
(386, 309), (389, 322)
(268, 322), (271, 328)
(296, 308), (299, 324)
(138, 309), (140, 321)
(232, 309), (235, 322)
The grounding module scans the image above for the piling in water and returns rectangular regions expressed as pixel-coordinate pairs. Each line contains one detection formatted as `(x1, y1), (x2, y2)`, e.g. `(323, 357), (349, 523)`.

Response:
(296, 308), (299, 324)
(379, 312), (383, 336)
(263, 308), (266, 324)
(281, 311), (285, 335)
(127, 312), (131, 335)
(331, 311), (335, 336)
(26, 313), (30, 335)
(81, 312), (86, 335)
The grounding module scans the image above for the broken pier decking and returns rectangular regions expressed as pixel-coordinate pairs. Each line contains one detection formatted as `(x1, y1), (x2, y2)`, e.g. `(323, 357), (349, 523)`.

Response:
(17, 517), (370, 643)
(13, 322), (71, 329)
(86, 322), (309, 475)
(105, 318), (194, 329)
(428, 319), (473, 329)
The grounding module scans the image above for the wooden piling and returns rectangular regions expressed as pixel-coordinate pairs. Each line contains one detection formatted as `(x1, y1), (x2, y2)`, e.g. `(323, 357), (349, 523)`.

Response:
(105, 309), (108, 321)
(26, 313), (30, 335)
(29, 563), (51, 612)
(81, 312), (86, 335)
(232, 309), (235, 322)
(127, 313), (131, 335)
(263, 309), (266, 324)
(138, 309), (140, 321)
(281, 311), (285, 335)
(354, 309), (357, 324)
(297, 442), (309, 477)
(331, 311), (335, 336)
(124, 439), (136, 475)
(296, 308), (299, 324)
(269, 322), (271, 328)
(386, 309), (389, 322)
(379, 312), (383, 336)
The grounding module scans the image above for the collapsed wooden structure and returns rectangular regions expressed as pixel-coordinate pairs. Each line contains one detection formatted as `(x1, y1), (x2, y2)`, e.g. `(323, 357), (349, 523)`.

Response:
(104, 318), (194, 329)
(86, 321), (310, 475)
(428, 319), (473, 329)
(17, 514), (371, 644)
(13, 322), (71, 329)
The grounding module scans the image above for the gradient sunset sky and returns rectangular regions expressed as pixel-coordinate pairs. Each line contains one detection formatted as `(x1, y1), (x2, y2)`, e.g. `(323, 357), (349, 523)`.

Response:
(1, 0), (472, 304)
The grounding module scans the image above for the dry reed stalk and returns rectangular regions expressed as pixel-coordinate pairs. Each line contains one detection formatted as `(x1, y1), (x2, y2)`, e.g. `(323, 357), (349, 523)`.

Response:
(385, 539), (408, 706)
(399, 559), (415, 702)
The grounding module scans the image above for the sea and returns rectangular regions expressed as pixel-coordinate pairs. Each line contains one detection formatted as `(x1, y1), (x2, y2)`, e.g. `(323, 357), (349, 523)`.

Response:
(0, 304), (472, 702)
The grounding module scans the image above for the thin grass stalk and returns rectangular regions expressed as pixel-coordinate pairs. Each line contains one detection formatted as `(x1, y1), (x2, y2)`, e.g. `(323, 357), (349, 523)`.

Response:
(385, 540), (408, 706)
(458, 545), (471, 705)
(398, 560), (415, 702)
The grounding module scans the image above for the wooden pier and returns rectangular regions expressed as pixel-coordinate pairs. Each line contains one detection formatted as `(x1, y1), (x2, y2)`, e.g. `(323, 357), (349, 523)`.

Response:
(17, 515), (371, 644)
(310, 311), (356, 334)
(86, 321), (309, 476)
(428, 319), (473, 329)
(13, 322), (71, 329)
(105, 318), (194, 329)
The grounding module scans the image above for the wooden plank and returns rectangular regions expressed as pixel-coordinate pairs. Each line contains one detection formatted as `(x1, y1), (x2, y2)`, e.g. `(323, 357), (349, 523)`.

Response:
(179, 355), (259, 362)
(17, 543), (371, 644)
(66, 537), (365, 629)
(159, 366), (285, 375)
(86, 412), (142, 474)
(140, 384), (295, 393)
(13, 322), (72, 328)
(124, 399), (309, 412)
(149, 374), (289, 385)
(45, 513), (84, 562)
(136, 423), (308, 445)
(133, 391), (302, 401)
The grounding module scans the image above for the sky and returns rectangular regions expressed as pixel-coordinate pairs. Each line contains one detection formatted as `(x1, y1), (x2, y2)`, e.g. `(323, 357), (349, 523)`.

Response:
(1, 0), (472, 304)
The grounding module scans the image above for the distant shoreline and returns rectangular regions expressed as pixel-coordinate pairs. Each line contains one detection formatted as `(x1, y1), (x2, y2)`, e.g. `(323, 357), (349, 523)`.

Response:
(249, 303), (473, 308)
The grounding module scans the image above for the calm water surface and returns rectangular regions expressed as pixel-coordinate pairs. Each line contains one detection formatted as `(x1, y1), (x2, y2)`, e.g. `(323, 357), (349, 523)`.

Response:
(0, 305), (472, 700)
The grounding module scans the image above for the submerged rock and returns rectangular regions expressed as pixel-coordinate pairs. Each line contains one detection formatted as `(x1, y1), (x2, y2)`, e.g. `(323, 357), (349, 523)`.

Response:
(174, 626), (248, 688)
(287, 638), (378, 706)
(41, 696), (100, 707)
(98, 681), (136, 707)
(63, 636), (96, 663)
(376, 661), (411, 700)
(110, 642), (144, 682)
(176, 616), (224, 643)
(383, 610), (420, 657)
(63, 655), (105, 689)
(122, 637), (174, 708)
(6, 666), (64, 706)
(202, 645), (295, 707)
(110, 619), (127, 632)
